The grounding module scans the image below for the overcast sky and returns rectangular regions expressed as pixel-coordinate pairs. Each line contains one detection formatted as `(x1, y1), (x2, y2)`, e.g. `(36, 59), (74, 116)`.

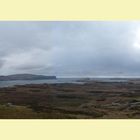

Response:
(1, 21), (140, 77)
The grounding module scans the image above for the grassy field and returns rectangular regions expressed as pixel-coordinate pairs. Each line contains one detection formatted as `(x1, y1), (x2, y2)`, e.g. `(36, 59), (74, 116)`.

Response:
(0, 81), (139, 119)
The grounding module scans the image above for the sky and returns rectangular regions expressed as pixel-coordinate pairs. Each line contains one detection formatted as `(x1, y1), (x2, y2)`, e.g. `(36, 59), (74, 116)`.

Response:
(1, 21), (140, 77)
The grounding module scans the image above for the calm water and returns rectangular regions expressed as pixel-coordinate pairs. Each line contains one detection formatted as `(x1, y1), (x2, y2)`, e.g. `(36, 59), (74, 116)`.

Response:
(0, 78), (130, 87)
(0, 78), (83, 87)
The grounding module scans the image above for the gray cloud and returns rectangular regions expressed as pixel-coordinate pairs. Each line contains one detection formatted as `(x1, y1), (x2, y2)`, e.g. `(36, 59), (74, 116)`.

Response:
(0, 21), (140, 77)
(0, 59), (5, 68)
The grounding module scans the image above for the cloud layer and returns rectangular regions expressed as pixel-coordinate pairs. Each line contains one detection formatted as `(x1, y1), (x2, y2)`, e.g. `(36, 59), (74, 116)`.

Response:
(0, 21), (140, 77)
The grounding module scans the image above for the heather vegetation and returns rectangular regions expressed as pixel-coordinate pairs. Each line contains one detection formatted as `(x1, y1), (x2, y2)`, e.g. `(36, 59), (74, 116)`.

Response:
(0, 80), (140, 119)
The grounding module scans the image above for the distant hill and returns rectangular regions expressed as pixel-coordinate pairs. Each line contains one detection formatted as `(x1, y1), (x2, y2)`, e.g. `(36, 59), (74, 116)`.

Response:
(0, 74), (56, 81)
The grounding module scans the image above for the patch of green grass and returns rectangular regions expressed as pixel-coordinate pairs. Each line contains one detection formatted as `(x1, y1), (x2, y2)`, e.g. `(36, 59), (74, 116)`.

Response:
(0, 104), (39, 119)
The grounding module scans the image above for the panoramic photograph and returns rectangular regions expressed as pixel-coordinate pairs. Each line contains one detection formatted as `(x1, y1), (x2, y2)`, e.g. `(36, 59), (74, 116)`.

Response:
(0, 21), (140, 119)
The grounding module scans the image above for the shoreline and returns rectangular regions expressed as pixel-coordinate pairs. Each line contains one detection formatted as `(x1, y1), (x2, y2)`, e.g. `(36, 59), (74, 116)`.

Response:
(0, 77), (140, 88)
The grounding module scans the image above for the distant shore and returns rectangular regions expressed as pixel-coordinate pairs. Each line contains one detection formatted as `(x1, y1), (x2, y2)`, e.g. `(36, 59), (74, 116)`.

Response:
(0, 74), (56, 81)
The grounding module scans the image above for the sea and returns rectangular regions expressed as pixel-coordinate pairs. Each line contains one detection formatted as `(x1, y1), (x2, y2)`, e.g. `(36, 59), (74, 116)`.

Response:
(0, 77), (135, 87)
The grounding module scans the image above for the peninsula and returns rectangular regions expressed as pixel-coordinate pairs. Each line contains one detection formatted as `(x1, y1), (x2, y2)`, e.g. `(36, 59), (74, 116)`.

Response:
(0, 74), (56, 81)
